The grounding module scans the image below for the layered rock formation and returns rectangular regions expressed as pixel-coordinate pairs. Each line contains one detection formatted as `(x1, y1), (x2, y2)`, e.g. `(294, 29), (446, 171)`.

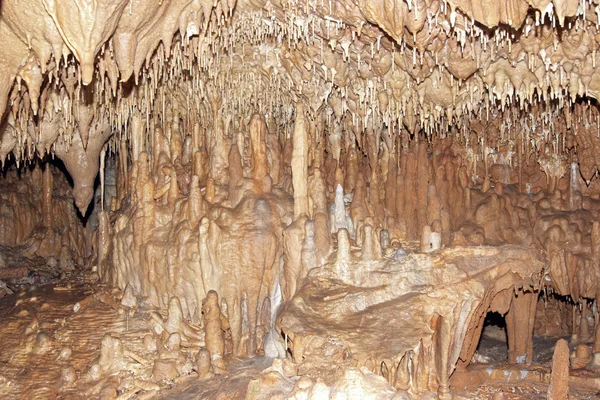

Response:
(277, 246), (544, 396)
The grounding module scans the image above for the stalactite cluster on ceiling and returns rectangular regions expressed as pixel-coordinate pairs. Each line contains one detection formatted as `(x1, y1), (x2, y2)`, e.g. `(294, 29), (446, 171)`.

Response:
(1, 0), (600, 204)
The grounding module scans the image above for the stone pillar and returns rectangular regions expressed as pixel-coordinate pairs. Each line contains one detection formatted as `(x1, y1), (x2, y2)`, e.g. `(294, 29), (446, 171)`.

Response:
(98, 211), (110, 279)
(506, 289), (537, 364)
(547, 339), (569, 400)
(42, 162), (53, 228)
(291, 103), (308, 219)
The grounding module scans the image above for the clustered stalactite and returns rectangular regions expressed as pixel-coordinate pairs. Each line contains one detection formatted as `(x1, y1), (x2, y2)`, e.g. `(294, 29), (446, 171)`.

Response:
(4, 0), (600, 199)
(3, 0), (600, 398)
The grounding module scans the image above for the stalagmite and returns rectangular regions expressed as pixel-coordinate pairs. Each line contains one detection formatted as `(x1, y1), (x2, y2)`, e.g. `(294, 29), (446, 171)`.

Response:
(361, 224), (381, 261)
(420, 225), (441, 253)
(292, 104), (308, 219)
(120, 284), (137, 308)
(89, 335), (128, 380)
(161, 297), (202, 342)
(548, 339), (569, 400)
(250, 114), (269, 184)
(41, 163), (53, 228)
(195, 348), (214, 380)
(570, 344), (592, 369)
(579, 299), (591, 341)
(332, 184), (354, 239)
(506, 290), (538, 364)
(202, 290), (227, 374)
(153, 332), (184, 381)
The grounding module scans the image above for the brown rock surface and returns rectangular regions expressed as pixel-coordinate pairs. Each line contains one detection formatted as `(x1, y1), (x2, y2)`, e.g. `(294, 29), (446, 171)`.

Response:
(278, 246), (544, 395)
(548, 338), (570, 400)
(4, 0), (600, 399)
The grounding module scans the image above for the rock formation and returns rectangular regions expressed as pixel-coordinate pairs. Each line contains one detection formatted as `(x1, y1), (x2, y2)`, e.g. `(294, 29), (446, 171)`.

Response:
(2, 0), (600, 398)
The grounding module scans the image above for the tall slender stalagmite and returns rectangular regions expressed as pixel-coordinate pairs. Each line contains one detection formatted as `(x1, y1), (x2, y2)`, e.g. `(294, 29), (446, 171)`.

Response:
(292, 103), (308, 219)
(250, 113), (268, 183)
(42, 163), (53, 229)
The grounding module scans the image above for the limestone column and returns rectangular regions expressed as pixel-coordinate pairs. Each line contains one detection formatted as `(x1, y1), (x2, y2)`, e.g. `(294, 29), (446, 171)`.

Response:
(292, 103), (308, 219)
(433, 315), (452, 400)
(592, 221), (600, 353)
(282, 103), (309, 301)
(547, 339), (569, 400)
(250, 113), (268, 181)
(42, 162), (53, 229)
(98, 211), (110, 279)
(131, 112), (144, 162)
(153, 126), (163, 174)
(188, 175), (204, 227)
(579, 299), (590, 341)
(506, 289), (538, 364)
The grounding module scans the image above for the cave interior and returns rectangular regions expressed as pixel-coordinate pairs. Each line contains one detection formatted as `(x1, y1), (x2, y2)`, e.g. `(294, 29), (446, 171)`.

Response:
(1, 0), (600, 399)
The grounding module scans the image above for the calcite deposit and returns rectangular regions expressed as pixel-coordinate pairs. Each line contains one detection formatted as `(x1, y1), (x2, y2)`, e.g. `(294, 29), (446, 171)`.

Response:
(3, 0), (600, 399)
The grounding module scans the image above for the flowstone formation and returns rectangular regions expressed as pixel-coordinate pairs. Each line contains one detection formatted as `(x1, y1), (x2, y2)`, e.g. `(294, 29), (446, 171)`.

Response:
(4, 0), (600, 399)
(277, 246), (545, 396)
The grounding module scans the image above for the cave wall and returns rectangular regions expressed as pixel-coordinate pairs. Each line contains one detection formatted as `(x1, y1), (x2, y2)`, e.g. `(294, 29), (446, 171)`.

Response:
(0, 160), (93, 277)
(94, 99), (600, 361)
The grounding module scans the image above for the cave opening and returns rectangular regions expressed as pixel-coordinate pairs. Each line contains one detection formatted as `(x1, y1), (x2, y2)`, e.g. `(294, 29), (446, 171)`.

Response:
(474, 311), (508, 364)
(467, 291), (586, 373)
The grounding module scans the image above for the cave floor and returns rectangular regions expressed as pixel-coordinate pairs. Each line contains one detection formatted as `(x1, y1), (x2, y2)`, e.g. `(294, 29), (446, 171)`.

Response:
(154, 357), (273, 400)
(0, 278), (147, 399)
(0, 274), (599, 399)
(0, 271), (273, 400)
(450, 333), (600, 399)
